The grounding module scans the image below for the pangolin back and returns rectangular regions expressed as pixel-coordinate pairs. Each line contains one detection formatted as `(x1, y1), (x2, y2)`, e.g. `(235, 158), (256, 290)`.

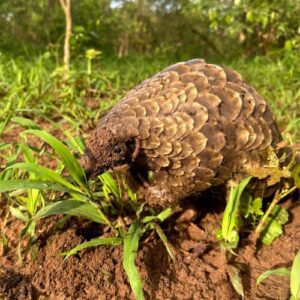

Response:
(84, 59), (283, 206)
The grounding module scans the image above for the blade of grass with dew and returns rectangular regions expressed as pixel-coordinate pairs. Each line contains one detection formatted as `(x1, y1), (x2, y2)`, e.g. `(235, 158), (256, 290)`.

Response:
(256, 267), (290, 285)
(290, 251), (300, 299)
(222, 176), (252, 244)
(6, 163), (82, 192)
(23, 130), (89, 191)
(61, 237), (123, 259)
(33, 199), (109, 224)
(123, 221), (145, 300)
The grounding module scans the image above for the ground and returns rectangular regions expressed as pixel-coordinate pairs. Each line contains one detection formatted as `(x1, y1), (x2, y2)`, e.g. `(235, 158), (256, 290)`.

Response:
(0, 192), (299, 300)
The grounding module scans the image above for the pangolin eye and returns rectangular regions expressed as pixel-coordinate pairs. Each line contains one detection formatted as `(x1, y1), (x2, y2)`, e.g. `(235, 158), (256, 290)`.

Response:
(115, 145), (122, 154)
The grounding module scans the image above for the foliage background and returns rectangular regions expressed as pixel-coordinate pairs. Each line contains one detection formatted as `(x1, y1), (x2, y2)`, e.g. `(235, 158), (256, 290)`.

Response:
(1, 0), (300, 58)
(0, 0), (299, 139)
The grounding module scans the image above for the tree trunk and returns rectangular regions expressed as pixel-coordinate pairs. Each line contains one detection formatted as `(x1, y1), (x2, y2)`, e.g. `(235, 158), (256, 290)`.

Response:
(59, 0), (72, 77)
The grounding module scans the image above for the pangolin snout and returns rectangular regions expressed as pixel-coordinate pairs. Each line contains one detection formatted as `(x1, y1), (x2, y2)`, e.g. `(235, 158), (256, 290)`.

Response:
(80, 151), (98, 179)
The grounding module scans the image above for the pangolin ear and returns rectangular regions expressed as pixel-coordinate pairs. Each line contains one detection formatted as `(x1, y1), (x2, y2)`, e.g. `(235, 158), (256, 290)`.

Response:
(126, 138), (140, 160)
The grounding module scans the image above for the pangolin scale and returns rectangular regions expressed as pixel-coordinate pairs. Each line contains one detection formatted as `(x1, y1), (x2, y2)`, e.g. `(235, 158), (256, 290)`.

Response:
(81, 59), (284, 206)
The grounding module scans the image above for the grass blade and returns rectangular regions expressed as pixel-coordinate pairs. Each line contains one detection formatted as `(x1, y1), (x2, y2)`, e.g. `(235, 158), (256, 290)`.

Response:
(123, 221), (145, 300)
(33, 199), (109, 224)
(6, 162), (82, 192)
(99, 172), (121, 199)
(142, 206), (175, 224)
(9, 206), (28, 222)
(18, 143), (36, 163)
(256, 267), (290, 285)
(61, 237), (123, 259)
(19, 143), (40, 215)
(11, 117), (40, 129)
(64, 130), (85, 155)
(222, 177), (252, 243)
(227, 265), (244, 299)
(291, 251), (300, 299)
(23, 130), (89, 191)
(0, 114), (12, 136)
(0, 179), (76, 193)
(153, 222), (175, 262)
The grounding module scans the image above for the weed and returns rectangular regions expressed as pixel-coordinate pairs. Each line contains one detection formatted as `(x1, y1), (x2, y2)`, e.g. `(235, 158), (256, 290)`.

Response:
(257, 251), (300, 300)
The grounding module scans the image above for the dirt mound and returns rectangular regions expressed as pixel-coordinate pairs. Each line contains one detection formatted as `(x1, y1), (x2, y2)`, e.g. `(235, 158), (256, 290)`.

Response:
(0, 195), (299, 300)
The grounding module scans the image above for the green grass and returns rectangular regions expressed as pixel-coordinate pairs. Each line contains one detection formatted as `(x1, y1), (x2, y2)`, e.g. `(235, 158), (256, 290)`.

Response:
(0, 50), (300, 299)
(0, 51), (299, 140)
(0, 52), (170, 129)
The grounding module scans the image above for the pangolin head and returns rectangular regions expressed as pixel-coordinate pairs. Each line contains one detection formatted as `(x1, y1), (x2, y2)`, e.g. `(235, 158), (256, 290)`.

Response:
(80, 128), (137, 179)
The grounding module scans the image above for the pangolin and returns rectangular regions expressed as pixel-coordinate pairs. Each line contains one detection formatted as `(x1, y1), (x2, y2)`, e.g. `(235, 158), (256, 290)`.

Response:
(81, 59), (285, 207)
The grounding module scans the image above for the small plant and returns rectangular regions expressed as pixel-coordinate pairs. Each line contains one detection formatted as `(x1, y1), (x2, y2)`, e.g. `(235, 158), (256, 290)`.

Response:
(85, 49), (101, 75)
(217, 145), (299, 250)
(217, 176), (252, 252)
(248, 146), (299, 244)
(216, 145), (299, 298)
(216, 176), (252, 299)
(257, 251), (300, 300)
